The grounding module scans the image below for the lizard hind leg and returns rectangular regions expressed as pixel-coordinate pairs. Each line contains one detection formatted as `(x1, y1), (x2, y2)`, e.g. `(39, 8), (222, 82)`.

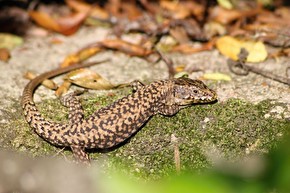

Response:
(60, 91), (85, 125)
(71, 145), (90, 164)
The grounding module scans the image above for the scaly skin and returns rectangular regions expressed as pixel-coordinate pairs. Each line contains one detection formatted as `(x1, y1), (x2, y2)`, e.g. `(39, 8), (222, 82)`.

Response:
(21, 62), (217, 163)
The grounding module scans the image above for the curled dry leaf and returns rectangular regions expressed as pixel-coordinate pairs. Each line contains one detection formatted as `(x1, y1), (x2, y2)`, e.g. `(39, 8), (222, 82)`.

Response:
(24, 71), (58, 90)
(100, 39), (153, 56)
(244, 8), (290, 48)
(171, 41), (214, 54)
(29, 10), (89, 35)
(55, 80), (72, 97)
(169, 26), (190, 44)
(160, 1), (191, 19)
(160, 1), (204, 21)
(210, 6), (242, 24)
(64, 68), (117, 90)
(121, 3), (143, 20)
(210, 6), (260, 25)
(216, 36), (268, 62)
(61, 39), (153, 68)
(60, 47), (102, 67)
(204, 21), (227, 38)
(65, 0), (109, 20)
(106, 0), (121, 17)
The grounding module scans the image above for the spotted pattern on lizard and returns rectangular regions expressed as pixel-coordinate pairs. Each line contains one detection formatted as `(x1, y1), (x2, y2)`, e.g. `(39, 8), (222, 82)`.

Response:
(21, 62), (217, 163)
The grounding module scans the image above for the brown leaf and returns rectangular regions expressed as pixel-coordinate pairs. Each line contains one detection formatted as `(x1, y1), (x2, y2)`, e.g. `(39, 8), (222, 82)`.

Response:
(61, 39), (153, 68)
(256, 9), (290, 27)
(182, 1), (205, 21)
(171, 41), (214, 54)
(106, 0), (121, 17)
(56, 12), (89, 35)
(100, 39), (153, 57)
(0, 48), (10, 62)
(210, 6), (260, 25)
(24, 71), (58, 90)
(64, 68), (117, 90)
(244, 9), (290, 47)
(55, 80), (72, 97)
(210, 7), (241, 24)
(171, 19), (206, 41)
(60, 47), (102, 67)
(29, 11), (61, 32)
(121, 3), (142, 20)
(65, 0), (109, 20)
(50, 37), (64, 44)
(139, 0), (159, 14)
(160, 1), (191, 19)
(204, 21), (227, 39)
(29, 10), (89, 35)
(169, 26), (190, 44)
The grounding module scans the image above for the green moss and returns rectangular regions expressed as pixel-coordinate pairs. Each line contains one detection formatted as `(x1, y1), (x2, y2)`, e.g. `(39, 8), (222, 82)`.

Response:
(1, 92), (289, 180)
(100, 98), (289, 180)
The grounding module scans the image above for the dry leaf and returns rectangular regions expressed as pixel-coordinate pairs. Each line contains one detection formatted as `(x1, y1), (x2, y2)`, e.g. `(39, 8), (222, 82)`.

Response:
(204, 21), (227, 38)
(171, 42), (214, 54)
(50, 37), (64, 44)
(217, 0), (233, 9)
(29, 10), (89, 35)
(169, 26), (190, 44)
(216, 36), (268, 62)
(174, 64), (186, 73)
(100, 39), (153, 56)
(160, 1), (191, 19)
(66, 0), (109, 20)
(29, 11), (60, 32)
(24, 71), (58, 90)
(106, 0), (121, 17)
(60, 47), (102, 67)
(211, 6), (260, 25)
(64, 68), (116, 90)
(210, 7), (242, 24)
(55, 80), (72, 97)
(183, 1), (204, 21)
(0, 48), (10, 62)
(121, 3), (142, 20)
(202, 72), (232, 81)
(0, 33), (23, 49)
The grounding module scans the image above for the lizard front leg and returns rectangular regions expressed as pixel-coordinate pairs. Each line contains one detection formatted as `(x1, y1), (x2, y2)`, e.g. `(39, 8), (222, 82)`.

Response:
(157, 104), (180, 116)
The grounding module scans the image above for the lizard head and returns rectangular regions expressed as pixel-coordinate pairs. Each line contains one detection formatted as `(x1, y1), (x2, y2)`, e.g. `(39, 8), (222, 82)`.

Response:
(172, 77), (217, 106)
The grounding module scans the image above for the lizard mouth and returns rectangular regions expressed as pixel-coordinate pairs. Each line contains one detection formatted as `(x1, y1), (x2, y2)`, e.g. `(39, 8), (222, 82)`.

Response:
(193, 91), (218, 104)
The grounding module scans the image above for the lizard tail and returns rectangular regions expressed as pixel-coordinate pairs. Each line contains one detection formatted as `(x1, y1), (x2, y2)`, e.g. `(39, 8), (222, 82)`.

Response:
(21, 60), (109, 146)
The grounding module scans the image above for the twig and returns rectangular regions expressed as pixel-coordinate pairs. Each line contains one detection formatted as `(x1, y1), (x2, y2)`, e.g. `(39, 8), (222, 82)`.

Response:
(228, 48), (290, 85)
(171, 134), (180, 174)
(157, 50), (176, 78)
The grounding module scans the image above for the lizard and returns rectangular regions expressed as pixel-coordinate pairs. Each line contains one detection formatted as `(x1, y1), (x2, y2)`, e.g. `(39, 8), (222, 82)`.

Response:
(21, 61), (217, 163)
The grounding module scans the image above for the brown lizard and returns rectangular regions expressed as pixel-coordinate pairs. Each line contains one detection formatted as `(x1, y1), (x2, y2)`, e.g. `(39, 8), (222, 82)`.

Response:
(21, 61), (217, 163)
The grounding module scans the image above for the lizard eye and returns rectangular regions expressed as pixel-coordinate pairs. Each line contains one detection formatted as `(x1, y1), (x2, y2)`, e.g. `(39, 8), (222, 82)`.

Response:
(193, 90), (198, 94)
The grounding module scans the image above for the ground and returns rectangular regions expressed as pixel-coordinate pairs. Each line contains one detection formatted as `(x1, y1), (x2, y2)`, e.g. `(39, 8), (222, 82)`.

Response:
(0, 27), (289, 192)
